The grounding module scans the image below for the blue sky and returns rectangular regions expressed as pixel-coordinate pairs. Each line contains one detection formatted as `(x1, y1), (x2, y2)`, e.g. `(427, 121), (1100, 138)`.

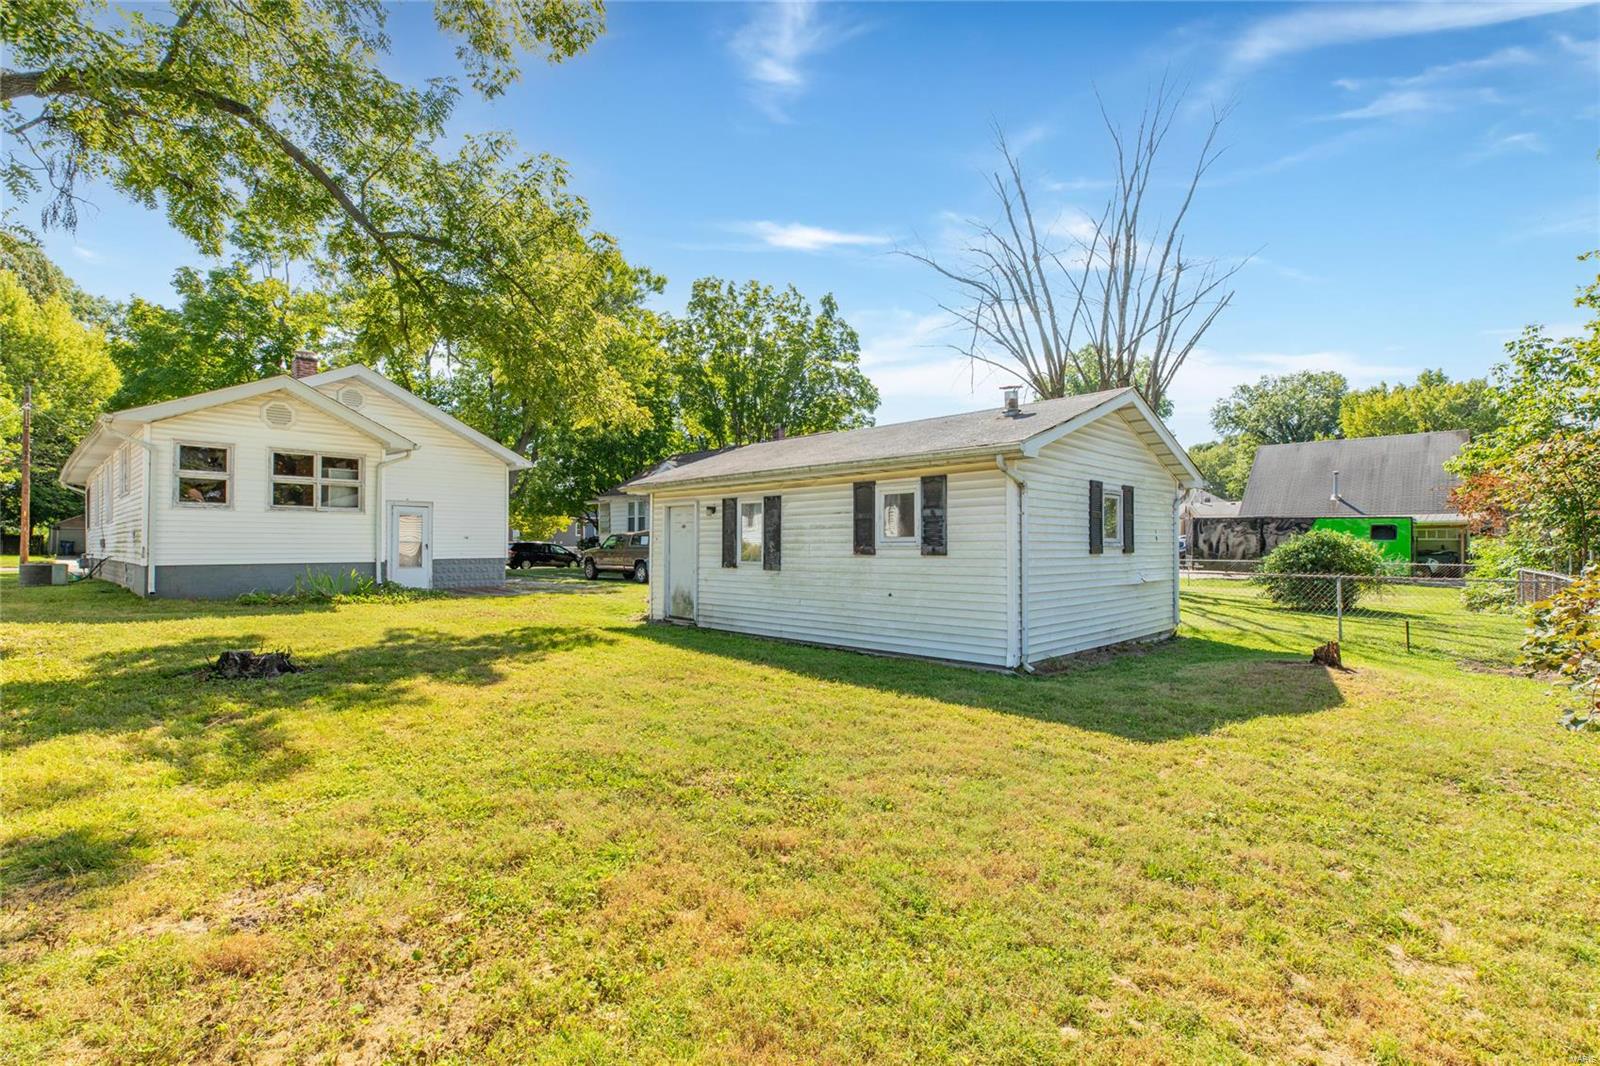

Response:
(33, 1), (1600, 444)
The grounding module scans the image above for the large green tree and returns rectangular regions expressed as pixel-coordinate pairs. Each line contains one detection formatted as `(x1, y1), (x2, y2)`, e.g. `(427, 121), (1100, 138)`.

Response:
(3, 0), (651, 465)
(1187, 437), (1256, 500)
(1449, 262), (1600, 568)
(1210, 371), (1347, 446)
(0, 267), (120, 533)
(1340, 369), (1502, 439)
(110, 263), (333, 408)
(672, 279), (879, 448)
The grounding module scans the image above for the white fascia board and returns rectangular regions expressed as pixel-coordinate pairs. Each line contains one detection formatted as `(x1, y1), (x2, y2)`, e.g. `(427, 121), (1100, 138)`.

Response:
(633, 446), (1024, 495)
(306, 365), (531, 469)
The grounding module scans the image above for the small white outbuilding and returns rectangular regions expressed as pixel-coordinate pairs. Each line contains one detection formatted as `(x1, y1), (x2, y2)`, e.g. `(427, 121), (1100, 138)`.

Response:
(59, 360), (528, 597)
(629, 387), (1203, 670)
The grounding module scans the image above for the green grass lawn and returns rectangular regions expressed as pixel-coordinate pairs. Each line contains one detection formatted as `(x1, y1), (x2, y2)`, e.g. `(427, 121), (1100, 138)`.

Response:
(2, 574), (1595, 1063)
(0, 554), (53, 569)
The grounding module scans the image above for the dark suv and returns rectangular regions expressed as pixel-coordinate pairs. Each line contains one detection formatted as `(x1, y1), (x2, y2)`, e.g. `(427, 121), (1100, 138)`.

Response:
(582, 532), (650, 583)
(508, 541), (580, 569)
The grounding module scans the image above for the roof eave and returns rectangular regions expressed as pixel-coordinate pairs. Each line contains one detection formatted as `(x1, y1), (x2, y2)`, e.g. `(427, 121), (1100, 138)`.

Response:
(631, 444), (1029, 494)
(305, 365), (530, 469)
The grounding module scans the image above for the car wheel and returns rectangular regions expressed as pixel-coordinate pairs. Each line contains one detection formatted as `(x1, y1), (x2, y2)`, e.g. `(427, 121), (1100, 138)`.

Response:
(583, 558), (598, 580)
(633, 561), (648, 584)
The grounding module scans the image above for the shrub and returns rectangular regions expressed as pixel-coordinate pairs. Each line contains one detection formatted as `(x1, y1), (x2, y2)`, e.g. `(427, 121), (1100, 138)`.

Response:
(1521, 567), (1600, 732)
(1253, 529), (1387, 612)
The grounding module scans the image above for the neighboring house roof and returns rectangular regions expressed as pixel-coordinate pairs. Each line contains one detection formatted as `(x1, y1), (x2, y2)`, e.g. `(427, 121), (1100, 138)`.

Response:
(1237, 430), (1470, 519)
(1182, 490), (1240, 518)
(595, 450), (728, 499)
(305, 364), (531, 469)
(61, 374), (418, 485)
(630, 389), (1201, 491)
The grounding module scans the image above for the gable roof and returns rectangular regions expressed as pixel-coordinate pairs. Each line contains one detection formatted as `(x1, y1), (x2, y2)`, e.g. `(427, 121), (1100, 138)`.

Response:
(1182, 490), (1240, 518)
(631, 389), (1201, 491)
(1238, 430), (1470, 518)
(304, 365), (530, 469)
(60, 375), (417, 485)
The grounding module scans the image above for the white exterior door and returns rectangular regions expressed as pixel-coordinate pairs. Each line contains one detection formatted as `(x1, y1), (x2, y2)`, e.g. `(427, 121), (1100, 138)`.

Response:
(389, 503), (433, 589)
(666, 504), (697, 620)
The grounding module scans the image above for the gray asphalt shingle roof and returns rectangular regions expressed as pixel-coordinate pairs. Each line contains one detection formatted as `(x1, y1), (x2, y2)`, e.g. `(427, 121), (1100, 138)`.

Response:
(1238, 430), (1470, 518)
(631, 389), (1132, 489)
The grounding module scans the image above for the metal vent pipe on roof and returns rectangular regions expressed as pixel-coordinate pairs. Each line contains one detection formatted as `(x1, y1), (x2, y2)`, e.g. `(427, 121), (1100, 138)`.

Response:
(1001, 385), (1021, 415)
(1331, 469), (1341, 502)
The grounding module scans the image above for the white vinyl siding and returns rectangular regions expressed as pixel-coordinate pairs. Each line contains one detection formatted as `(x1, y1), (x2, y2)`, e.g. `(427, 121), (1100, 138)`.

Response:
(86, 437), (148, 566)
(1019, 409), (1180, 660)
(149, 395), (381, 566)
(651, 467), (1014, 666)
(312, 381), (508, 563)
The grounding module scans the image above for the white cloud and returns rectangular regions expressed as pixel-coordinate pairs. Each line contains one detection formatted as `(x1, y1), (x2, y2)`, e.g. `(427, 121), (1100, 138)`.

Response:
(1225, 2), (1587, 73)
(1328, 86), (1500, 121)
(738, 221), (890, 252)
(852, 308), (1016, 417)
(1468, 130), (1548, 160)
(70, 245), (102, 262)
(729, 2), (857, 121)
(1333, 45), (1536, 93)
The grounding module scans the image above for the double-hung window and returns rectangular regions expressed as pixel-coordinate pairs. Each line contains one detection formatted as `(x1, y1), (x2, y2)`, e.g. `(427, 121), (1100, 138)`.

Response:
(626, 499), (648, 532)
(880, 486), (917, 545)
(739, 500), (764, 563)
(271, 451), (363, 511)
(1100, 483), (1121, 549)
(175, 443), (232, 506)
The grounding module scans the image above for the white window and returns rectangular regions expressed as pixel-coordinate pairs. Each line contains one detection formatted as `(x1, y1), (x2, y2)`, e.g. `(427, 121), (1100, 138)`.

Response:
(1101, 483), (1121, 548)
(270, 451), (362, 511)
(626, 499), (648, 532)
(880, 487), (917, 543)
(739, 500), (764, 563)
(175, 443), (232, 507)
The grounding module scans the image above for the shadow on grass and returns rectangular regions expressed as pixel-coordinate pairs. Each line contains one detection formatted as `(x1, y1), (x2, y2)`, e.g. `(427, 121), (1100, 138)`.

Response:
(3, 625), (613, 783)
(0, 825), (147, 898)
(627, 623), (1346, 743)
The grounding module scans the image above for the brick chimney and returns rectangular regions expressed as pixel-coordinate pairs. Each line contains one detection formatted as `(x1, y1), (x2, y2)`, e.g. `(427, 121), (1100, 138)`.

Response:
(290, 351), (320, 379)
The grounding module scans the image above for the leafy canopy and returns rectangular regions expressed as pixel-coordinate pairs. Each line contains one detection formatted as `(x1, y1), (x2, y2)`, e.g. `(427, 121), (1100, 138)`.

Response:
(1339, 369), (1502, 439)
(110, 263), (332, 408)
(672, 278), (879, 449)
(1211, 371), (1347, 446)
(0, 266), (120, 531)
(1186, 437), (1256, 500)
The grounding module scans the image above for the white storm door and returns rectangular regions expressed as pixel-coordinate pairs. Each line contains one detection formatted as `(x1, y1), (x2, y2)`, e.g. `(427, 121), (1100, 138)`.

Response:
(666, 504), (697, 620)
(389, 503), (433, 588)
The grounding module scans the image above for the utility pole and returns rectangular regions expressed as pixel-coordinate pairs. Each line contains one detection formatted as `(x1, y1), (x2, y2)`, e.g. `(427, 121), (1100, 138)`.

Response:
(19, 382), (32, 564)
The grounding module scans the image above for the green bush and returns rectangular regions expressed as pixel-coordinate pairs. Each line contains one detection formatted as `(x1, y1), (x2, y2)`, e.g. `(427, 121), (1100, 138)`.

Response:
(1253, 529), (1387, 612)
(1521, 567), (1600, 732)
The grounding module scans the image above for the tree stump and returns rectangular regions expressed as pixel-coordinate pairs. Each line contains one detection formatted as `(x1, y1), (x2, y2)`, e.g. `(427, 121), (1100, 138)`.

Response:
(1310, 641), (1342, 668)
(210, 649), (300, 679)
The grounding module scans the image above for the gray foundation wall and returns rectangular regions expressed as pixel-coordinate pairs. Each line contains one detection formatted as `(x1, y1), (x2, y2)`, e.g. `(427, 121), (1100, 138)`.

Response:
(431, 557), (504, 588)
(154, 561), (377, 600)
(94, 558), (149, 597)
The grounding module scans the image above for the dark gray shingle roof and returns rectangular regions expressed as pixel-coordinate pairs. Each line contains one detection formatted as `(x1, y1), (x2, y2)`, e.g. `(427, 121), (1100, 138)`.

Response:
(632, 389), (1132, 489)
(1238, 430), (1469, 518)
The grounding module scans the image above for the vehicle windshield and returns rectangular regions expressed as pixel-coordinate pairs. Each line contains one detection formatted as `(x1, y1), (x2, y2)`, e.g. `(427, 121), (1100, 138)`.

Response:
(601, 535), (622, 549)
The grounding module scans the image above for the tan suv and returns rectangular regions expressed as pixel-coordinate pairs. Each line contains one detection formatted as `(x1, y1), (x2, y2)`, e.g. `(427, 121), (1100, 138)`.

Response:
(582, 531), (650, 583)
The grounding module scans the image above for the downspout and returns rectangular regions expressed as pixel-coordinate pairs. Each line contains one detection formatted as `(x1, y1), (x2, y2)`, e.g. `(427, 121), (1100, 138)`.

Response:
(995, 455), (1033, 673)
(373, 447), (417, 583)
(96, 419), (156, 595)
(1172, 489), (1183, 628)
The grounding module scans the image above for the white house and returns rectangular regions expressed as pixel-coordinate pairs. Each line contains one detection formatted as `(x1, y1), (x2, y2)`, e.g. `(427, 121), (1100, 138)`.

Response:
(59, 359), (528, 597)
(589, 449), (724, 542)
(629, 387), (1202, 670)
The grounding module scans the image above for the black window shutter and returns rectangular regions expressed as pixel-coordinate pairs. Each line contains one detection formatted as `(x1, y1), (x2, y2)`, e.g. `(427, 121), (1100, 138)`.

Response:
(763, 495), (781, 571)
(1088, 480), (1103, 555)
(721, 497), (737, 568)
(920, 475), (947, 556)
(852, 481), (876, 555)
(1122, 485), (1135, 553)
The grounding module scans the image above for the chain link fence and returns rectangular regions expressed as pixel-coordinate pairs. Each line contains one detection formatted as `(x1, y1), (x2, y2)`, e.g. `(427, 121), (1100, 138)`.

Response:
(1179, 568), (1526, 666)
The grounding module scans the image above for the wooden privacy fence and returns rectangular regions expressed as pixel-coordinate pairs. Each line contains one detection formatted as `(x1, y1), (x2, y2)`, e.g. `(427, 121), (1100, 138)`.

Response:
(1516, 569), (1574, 606)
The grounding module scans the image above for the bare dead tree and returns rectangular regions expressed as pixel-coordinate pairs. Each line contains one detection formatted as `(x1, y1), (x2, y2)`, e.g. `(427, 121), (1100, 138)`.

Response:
(902, 81), (1246, 415)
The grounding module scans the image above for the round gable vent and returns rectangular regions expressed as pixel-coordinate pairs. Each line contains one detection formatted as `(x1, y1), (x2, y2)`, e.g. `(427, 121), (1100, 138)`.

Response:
(337, 386), (364, 411)
(261, 400), (296, 429)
